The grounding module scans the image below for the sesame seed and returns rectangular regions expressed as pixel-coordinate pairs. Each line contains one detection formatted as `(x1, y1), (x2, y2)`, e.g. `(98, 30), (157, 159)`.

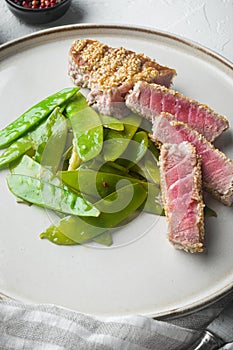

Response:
(70, 39), (176, 92)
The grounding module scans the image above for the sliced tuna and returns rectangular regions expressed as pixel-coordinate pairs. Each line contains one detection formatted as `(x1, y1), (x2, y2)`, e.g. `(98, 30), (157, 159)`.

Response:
(151, 113), (233, 206)
(126, 81), (229, 141)
(160, 142), (205, 253)
(68, 39), (176, 117)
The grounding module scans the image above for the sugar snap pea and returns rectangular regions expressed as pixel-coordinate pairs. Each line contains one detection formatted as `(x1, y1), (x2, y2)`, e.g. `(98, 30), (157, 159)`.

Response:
(0, 87), (79, 149)
(7, 174), (100, 217)
(103, 114), (141, 161)
(40, 183), (147, 244)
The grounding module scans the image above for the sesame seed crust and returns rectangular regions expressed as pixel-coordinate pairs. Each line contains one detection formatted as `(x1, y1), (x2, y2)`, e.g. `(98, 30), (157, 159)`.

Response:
(69, 39), (176, 92)
(159, 142), (205, 253)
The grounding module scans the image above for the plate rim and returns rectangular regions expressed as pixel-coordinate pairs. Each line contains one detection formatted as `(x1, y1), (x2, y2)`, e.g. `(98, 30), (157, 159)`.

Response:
(1, 23), (233, 320)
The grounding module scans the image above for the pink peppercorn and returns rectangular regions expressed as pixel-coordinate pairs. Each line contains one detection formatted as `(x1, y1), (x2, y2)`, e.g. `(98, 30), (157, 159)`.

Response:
(11, 0), (63, 8)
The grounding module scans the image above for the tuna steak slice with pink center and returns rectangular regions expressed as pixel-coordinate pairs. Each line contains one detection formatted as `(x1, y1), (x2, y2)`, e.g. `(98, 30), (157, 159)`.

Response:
(160, 142), (205, 253)
(151, 113), (233, 206)
(126, 81), (229, 141)
(68, 40), (176, 117)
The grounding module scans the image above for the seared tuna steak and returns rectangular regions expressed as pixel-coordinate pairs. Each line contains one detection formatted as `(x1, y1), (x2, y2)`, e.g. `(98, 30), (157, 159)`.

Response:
(68, 39), (176, 117)
(160, 142), (205, 253)
(151, 113), (233, 206)
(126, 81), (229, 142)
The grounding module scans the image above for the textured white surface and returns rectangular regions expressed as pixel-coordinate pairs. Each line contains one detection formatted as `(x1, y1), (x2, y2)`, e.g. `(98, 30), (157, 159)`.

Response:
(0, 25), (233, 318)
(0, 0), (233, 322)
(0, 0), (233, 62)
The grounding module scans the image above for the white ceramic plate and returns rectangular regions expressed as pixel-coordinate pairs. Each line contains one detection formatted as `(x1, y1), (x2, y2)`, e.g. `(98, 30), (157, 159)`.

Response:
(0, 25), (233, 319)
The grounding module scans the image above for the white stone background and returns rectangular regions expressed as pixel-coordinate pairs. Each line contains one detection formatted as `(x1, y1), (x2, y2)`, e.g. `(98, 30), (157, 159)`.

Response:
(0, 0), (233, 332)
(0, 0), (233, 63)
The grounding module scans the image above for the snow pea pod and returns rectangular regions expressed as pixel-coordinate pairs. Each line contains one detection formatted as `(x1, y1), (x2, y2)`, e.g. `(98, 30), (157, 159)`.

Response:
(79, 154), (130, 176)
(0, 108), (66, 169)
(33, 108), (67, 168)
(69, 106), (103, 162)
(60, 169), (141, 199)
(40, 226), (112, 246)
(148, 139), (160, 160)
(65, 91), (88, 116)
(65, 92), (104, 162)
(91, 232), (113, 246)
(116, 131), (148, 169)
(7, 174), (100, 217)
(103, 114), (141, 161)
(0, 138), (32, 169)
(40, 229), (76, 245)
(142, 152), (160, 185)
(12, 156), (111, 245)
(11, 155), (62, 186)
(0, 87), (79, 149)
(35, 111), (68, 173)
(143, 182), (164, 216)
(100, 115), (124, 131)
(40, 182), (147, 244)
(61, 168), (163, 216)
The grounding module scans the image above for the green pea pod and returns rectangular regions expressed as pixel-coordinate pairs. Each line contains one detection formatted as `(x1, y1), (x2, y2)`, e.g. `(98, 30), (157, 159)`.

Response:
(102, 161), (130, 175)
(65, 92), (104, 162)
(143, 151), (160, 185)
(116, 131), (148, 169)
(0, 109), (67, 169)
(60, 169), (141, 199)
(65, 91), (88, 116)
(61, 168), (164, 216)
(103, 114), (141, 162)
(40, 228), (76, 245)
(12, 156), (111, 245)
(35, 112), (68, 173)
(69, 107), (103, 162)
(148, 139), (160, 160)
(0, 138), (32, 169)
(7, 174), (100, 217)
(11, 155), (62, 186)
(94, 232), (113, 246)
(40, 226), (112, 246)
(40, 182), (147, 244)
(139, 117), (153, 133)
(33, 107), (67, 166)
(143, 182), (164, 215)
(0, 87), (79, 149)
(100, 115), (124, 131)
(80, 155), (130, 176)
(128, 164), (147, 181)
